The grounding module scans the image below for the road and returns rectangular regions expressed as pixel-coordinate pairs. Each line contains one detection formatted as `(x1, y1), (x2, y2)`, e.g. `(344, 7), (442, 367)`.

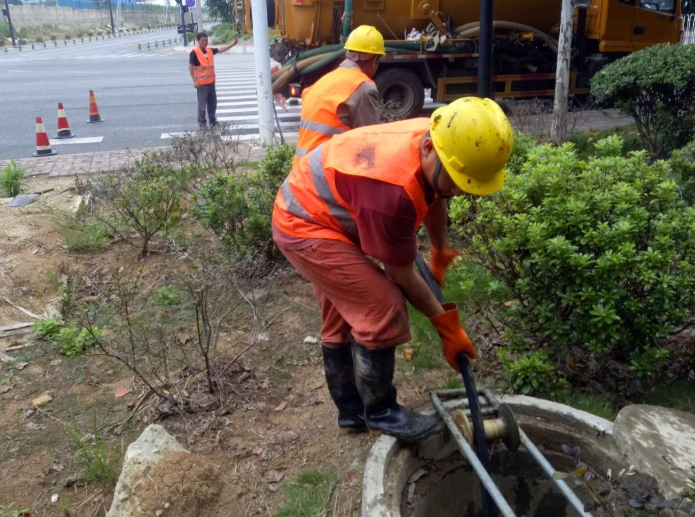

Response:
(0, 28), (247, 159)
(0, 28), (443, 160)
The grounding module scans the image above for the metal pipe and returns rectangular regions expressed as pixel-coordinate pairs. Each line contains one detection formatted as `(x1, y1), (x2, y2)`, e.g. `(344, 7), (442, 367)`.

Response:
(477, 0), (494, 98)
(431, 393), (517, 517)
(3, 0), (16, 47)
(342, 0), (353, 40)
(250, 0), (275, 146)
(519, 431), (594, 517)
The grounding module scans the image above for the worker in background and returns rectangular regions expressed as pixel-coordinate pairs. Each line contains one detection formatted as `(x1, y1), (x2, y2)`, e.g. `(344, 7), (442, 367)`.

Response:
(189, 32), (239, 129)
(293, 25), (385, 166)
(273, 97), (514, 442)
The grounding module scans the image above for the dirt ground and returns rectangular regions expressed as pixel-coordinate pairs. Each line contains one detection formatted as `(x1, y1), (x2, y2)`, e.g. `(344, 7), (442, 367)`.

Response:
(0, 174), (467, 517)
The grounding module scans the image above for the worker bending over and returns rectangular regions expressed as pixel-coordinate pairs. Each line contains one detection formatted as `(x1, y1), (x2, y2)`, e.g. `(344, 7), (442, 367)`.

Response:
(293, 25), (384, 166)
(273, 97), (514, 442)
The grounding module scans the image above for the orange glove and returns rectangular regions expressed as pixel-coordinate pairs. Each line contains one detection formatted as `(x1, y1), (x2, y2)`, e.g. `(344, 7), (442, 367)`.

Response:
(430, 246), (459, 286)
(429, 302), (477, 372)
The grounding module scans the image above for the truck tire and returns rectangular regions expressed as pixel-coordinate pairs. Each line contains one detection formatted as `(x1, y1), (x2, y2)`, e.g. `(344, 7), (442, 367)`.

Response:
(375, 68), (425, 120)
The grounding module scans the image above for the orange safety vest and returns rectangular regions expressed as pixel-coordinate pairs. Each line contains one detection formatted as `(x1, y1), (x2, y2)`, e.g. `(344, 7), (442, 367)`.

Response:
(274, 118), (431, 246)
(192, 47), (215, 85)
(293, 66), (373, 167)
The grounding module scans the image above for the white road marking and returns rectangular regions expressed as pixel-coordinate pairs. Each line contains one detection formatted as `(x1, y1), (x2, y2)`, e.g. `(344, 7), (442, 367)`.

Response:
(50, 136), (104, 145)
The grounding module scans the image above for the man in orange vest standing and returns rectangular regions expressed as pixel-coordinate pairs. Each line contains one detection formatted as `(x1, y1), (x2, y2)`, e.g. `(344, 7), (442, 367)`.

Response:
(293, 25), (385, 166)
(189, 32), (238, 128)
(273, 97), (514, 442)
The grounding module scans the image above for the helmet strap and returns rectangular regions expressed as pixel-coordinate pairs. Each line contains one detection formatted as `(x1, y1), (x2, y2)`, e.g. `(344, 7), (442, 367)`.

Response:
(432, 159), (453, 199)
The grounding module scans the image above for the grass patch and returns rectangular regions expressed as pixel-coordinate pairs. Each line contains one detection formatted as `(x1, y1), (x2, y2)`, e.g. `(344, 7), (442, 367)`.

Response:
(209, 22), (238, 44)
(550, 389), (617, 420)
(60, 216), (112, 252)
(70, 411), (121, 485)
(644, 380), (695, 414)
(1, 160), (25, 197)
(276, 470), (340, 517)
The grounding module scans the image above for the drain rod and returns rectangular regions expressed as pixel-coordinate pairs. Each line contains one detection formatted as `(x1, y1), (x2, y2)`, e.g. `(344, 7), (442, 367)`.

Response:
(416, 252), (498, 517)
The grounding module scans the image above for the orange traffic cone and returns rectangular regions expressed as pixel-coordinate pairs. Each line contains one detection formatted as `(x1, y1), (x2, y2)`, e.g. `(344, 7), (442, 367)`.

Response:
(55, 102), (76, 139)
(32, 116), (57, 157)
(87, 90), (104, 123)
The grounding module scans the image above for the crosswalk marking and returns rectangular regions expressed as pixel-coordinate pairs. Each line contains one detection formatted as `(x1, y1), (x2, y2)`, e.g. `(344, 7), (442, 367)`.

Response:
(51, 136), (104, 146)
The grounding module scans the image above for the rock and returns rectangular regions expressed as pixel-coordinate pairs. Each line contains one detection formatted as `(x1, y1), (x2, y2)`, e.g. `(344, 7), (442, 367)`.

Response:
(613, 405), (695, 500)
(303, 336), (319, 344)
(50, 359), (63, 366)
(106, 424), (188, 517)
(32, 393), (53, 407)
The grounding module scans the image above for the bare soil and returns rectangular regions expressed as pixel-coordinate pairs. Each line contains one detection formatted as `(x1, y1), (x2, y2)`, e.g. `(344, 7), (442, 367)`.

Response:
(0, 174), (473, 517)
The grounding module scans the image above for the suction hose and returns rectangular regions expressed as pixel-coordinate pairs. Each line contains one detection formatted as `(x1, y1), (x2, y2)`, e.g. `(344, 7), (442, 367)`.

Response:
(272, 49), (345, 94)
(455, 20), (558, 54)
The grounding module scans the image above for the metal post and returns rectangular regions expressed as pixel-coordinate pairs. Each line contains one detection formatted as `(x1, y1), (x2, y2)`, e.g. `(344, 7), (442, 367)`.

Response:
(3, 0), (16, 47)
(477, 0), (494, 98)
(250, 0), (275, 146)
(551, 0), (574, 143)
(181, 5), (187, 46)
(107, 0), (115, 35)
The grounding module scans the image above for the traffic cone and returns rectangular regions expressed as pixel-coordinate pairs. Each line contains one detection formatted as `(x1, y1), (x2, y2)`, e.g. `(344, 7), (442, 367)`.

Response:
(55, 103), (76, 139)
(87, 90), (104, 123)
(32, 117), (57, 157)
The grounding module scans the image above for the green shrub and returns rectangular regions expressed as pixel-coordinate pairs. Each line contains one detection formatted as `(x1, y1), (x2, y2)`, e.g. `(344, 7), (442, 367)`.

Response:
(33, 318), (64, 340)
(54, 324), (102, 358)
(591, 44), (695, 159)
(499, 349), (566, 396)
(192, 144), (293, 260)
(71, 411), (121, 485)
(451, 138), (695, 386)
(1, 160), (24, 197)
(669, 138), (695, 204)
(0, 21), (10, 40)
(209, 22), (237, 44)
(64, 33), (72, 40)
(60, 216), (112, 252)
(87, 157), (185, 256)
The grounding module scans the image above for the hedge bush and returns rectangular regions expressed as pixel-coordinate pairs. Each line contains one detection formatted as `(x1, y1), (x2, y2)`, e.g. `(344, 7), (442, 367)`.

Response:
(192, 144), (293, 260)
(450, 138), (695, 388)
(591, 44), (695, 159)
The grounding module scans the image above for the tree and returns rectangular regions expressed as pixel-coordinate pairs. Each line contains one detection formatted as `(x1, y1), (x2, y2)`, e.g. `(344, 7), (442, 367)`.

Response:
(206, 0), (231, 22)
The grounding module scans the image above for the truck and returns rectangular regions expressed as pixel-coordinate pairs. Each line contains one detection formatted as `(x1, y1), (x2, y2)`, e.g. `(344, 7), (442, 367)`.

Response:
(236, 0), (688, 119)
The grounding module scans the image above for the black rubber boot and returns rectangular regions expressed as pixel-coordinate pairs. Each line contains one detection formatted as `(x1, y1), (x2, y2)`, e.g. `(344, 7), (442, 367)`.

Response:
(351, 340), (441, 443)
(322, 344), (367, 433)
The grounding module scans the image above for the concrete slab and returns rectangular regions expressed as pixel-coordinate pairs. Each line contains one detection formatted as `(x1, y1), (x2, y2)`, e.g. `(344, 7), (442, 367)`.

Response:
(614, 404), (695, 500)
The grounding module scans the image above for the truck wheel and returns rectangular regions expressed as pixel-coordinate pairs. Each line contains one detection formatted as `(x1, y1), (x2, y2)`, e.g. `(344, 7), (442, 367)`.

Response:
(375, 68), (425, 120)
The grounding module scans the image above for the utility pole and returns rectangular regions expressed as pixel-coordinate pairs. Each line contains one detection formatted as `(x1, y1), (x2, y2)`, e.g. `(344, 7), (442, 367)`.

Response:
(107, 0), (115, 35)
(250, 0), (275, 145)
(550, 0), (574, 143)
(181, 2), (188, 46)
(3, 0), (16, 48)
(477, 0), (494, 98)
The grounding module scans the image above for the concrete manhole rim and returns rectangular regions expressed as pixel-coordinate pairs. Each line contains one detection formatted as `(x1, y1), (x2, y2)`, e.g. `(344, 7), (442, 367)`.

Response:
(362, 394), (615, 517)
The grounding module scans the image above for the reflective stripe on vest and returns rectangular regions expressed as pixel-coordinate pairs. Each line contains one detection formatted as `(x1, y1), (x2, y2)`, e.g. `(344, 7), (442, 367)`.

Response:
(293, 67), (372, 166)
(274, 118), (432, 246)
(193, 47), (215, 85)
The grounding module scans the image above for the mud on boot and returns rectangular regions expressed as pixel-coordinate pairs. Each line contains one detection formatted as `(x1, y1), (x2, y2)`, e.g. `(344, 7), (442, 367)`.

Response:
(322, 344), (367, 433)
(351, 340), (441, 443)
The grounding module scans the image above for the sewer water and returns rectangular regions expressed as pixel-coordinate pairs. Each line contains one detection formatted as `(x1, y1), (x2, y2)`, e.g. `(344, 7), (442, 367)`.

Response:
(407, 450), (586, 517)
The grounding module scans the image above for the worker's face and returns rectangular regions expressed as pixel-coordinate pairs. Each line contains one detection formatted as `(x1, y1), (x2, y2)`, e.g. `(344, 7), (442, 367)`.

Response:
(198, 36), (208, 49)
(420, 136), (464, 198)
(365, 56), (380, 78)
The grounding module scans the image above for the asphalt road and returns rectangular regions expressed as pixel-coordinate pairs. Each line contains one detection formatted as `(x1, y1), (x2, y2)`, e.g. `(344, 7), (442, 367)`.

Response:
(0, 26), (255, 160)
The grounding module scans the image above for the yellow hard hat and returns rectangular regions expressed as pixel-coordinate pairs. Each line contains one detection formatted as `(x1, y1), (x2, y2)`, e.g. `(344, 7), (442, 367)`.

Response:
(344, 25), (386, 56)
(429, 97), (514, 196)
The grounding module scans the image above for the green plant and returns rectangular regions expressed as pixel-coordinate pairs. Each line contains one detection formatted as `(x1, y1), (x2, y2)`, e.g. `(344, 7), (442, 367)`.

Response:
(154, 285), (180, 307)
(76, 31), (84, 38)
(209, 22), (237, 44)
(87, 157), (185, 256)
(55, 324), (102, 358)
(276, 470), (340, 517)
(669, 138), (695, 204)
(451, 140), (695, 388)
(499, 349), (566, 396)
(192, 145), (293, 260)
(569, 126), (643, 160)
(32, 318), (64, 340)
(0, 502), (31, 517)
(1, 160), (25, 197)
(71, 411), (121, 485)
(64, 33), (72, 40)
(591, 44), (695, 159)
(550, 389), (617, 420)
(60, 216), (112, 251)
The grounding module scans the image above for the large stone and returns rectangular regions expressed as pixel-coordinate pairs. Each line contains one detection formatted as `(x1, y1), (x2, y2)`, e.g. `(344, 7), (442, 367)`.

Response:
(614, 405), (695, 500)
(106, 424), (188, 517)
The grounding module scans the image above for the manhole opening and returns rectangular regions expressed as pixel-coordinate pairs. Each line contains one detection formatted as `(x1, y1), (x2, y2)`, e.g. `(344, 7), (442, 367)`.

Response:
(402, 448), (589, 517)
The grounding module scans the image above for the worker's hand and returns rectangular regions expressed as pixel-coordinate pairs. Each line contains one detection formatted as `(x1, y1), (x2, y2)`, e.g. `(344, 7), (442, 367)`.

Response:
(429, 302), (477, 372)
(193, 80), (199, 89)
(233, 37), (239, 46)
(429, 245), (459, 286)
